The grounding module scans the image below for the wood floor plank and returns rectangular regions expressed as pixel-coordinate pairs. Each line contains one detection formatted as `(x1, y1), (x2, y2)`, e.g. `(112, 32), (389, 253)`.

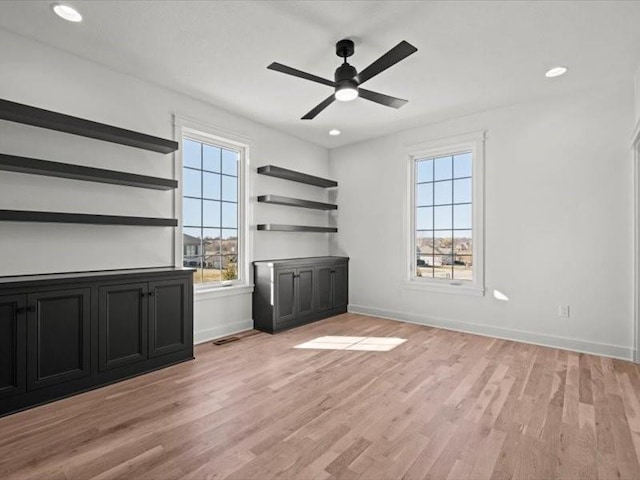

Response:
(1, 314), (640, 480)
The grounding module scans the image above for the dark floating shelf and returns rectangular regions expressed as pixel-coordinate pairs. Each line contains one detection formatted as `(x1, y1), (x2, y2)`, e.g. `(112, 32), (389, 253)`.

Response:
(0, 98), (178, 154)
(0, 153), (178, 190)
(257, 165), (337, 188)
(0, 210), (177, 227)
(257, 194), (337, 210)
(257, 224), (337, 233)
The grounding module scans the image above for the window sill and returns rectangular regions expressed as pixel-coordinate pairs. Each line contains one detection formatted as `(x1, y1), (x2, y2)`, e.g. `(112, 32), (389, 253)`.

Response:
(195, 283), (254, 301)
(402, 280), (485, 297)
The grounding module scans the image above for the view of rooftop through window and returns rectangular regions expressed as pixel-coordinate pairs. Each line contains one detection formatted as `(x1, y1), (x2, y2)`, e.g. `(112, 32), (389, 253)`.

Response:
(182, 137), (240, 285)
(415, 152), (473, 281)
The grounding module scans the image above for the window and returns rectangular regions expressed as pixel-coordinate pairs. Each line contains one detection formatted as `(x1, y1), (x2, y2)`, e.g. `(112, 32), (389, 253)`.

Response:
(182, 136), (242, 286)
(408, 132), (484, 294)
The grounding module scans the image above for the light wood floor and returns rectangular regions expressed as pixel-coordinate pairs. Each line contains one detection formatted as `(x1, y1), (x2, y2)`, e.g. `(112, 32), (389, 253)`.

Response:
(2, 313), (640, 480)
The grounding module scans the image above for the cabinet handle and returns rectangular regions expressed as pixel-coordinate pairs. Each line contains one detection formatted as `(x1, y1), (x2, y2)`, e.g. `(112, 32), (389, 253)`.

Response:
(330, 270), (336, 273)
(16, 307), (26, 314)
(293, 274), (300, 278)
(148, 291), (156, 297)
(140, 292), (147, 298)
(26, 306), (35, 313)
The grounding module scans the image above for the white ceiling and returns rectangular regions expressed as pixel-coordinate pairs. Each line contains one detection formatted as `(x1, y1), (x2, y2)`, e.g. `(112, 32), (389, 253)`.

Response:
(1, 1), (640, 148)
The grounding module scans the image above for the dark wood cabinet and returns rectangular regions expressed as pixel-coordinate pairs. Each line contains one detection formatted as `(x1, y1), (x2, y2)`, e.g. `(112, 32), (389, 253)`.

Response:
(0, 295), (26, 399)
(274, 269), (296, 326)
(273, 267), (316, 328)
(0, 268), (194, 417)
(316, 263), (348, 313)
(99, 283), (148, 371)
(148, 279), (191, 358)
(253, 257), (348, 333)
(27, 288), (91, 390)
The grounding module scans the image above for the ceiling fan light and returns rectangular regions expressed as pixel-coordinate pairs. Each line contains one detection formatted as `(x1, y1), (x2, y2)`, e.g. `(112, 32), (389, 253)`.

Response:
(335, 86), (358, 102)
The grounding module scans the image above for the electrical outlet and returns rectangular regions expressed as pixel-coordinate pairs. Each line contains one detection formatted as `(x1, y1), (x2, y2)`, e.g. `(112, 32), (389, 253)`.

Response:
(559, 305), (570, 318)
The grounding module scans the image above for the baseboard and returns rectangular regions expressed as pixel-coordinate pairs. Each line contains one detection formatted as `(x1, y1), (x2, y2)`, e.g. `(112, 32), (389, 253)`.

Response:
(348, 304), (633, 361)
(194, 319), (254, 345)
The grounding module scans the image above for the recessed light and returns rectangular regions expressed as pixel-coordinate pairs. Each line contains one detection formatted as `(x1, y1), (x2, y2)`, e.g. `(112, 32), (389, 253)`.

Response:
(545, 66), (567, 78)
(329, 129), (341, 136)
(52, 3), (83, 23)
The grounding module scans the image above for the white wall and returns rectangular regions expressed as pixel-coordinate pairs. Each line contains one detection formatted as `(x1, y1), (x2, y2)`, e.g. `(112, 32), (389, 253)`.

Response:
(330, 83), (635, 359)
(635, 64), (640, 124)
(0, 28), (330, 342)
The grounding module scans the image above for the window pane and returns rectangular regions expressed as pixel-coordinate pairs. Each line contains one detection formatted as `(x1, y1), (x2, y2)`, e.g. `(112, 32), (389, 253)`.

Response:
(182, 168), (201, 197)
(222, 149), (238, 176)
(416, 159), (433, 183)
(416, 230), (434, 278)
(434, 180), (452, 205)
(454, 152), (472, 178)
(191, 257), (204, 284)
(454, 230), (472, 254)
(222, 202), (237, 228)
(203, 172), (221, 200)
(434, 205), (452, 230)
(416, 183), (433, 206)
(203, 144), (221, 172)
(434, 156), (453, 181)
(453, 254), (473, 281)
(183, 139), (201, 169)
(202, 255), (222, 283)
(221, 255), (238, 281)
(453, 204), (472, 229)
(416, 207), (433, 230)
(183, 136), (242, 285)
(434, 263), (452, 280)
(182, 228), (202, 268)
(203, 200), (221, 227)
(222, 175), (237, 202)
(203, 228), (221, 256)
(453, 178), (472, 204)
(435, 231), (452, 252)
(183, 198), (201, 227)
(222, 229), (238, 255)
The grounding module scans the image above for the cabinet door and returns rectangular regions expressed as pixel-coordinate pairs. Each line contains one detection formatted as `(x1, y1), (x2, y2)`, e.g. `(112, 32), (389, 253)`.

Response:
(333, 263), (348, 309)
(98, 283), (147, 371)
(316, 266), (333, 313)
(0, 295), (26, 399)
(296, 267), (315, 318)
(274, 269), (296, 326)
(27, 289), (91, 390)
(148, 279), (191, 358)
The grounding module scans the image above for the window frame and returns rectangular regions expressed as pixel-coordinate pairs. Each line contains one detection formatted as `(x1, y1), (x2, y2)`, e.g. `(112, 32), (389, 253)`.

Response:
(405, 131), (485, 296)
(174, 116), (252, 292)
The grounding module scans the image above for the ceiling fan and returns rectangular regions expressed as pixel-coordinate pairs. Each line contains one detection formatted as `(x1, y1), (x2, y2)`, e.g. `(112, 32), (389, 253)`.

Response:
(267, 39), (418, 120)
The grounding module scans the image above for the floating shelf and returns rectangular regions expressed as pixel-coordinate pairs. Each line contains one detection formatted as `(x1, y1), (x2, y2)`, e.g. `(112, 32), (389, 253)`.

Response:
(257, 194), (337, 210)
(0, 99), (178, 154)
(257, 224), (337, 233)
(0, 154), (178, 190)
(0, 210), (177, 227)
(257, 165), (337, 188)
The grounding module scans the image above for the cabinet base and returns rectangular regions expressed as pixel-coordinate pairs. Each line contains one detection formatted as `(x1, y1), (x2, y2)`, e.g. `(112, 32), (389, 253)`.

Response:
(255, 307), (347, 334)
(0, 350), (193, 418)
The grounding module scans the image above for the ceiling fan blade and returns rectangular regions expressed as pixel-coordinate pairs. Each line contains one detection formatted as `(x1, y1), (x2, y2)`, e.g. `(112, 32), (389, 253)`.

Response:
(359, 88), (408, 109)
(356, 41), (418, 85)
(267, 62), (335, 88)
(301, 95), (336, 120)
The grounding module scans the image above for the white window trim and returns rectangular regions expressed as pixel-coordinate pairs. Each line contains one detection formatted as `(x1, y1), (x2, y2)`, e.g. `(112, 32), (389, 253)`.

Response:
(173, 115), (254, 293)
(403, 131), (486, 296)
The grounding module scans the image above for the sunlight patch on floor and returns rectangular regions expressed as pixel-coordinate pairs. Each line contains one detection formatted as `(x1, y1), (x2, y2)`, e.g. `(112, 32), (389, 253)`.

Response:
(294, 336), (407, 352)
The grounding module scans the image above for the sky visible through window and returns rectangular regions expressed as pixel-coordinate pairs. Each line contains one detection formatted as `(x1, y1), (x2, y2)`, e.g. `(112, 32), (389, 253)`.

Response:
(415, 152), (473, 281)
(182, 138), (239, 284)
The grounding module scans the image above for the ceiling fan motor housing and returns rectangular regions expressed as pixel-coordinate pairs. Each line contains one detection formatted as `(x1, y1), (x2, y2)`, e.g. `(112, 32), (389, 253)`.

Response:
(335, 63), (359, 92)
